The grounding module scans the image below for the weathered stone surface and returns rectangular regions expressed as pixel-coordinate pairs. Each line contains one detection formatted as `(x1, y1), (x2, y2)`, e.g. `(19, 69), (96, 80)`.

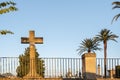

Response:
(21, 30), (43, 78)
(82, 53), (96, 80)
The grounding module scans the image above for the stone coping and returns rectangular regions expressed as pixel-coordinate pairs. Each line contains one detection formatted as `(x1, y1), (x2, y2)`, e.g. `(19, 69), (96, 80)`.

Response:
(82, 53), (96, 58)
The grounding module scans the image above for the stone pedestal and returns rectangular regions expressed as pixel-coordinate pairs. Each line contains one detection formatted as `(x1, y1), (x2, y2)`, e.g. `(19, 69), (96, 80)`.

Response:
(82, 53), (96, 80)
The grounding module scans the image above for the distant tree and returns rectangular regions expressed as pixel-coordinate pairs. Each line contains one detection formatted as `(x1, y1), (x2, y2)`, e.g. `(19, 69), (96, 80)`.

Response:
(0, 1), (17, 35)
(94, 29), (118, 78)
(112, 1), (120, 23)
(77, 38), (101, 55)
(16, 47), (45, 78)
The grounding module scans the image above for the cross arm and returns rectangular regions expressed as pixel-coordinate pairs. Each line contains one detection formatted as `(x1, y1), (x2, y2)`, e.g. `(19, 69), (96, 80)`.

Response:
(21, 37), (29, 44)
(34, 37), (43, 44)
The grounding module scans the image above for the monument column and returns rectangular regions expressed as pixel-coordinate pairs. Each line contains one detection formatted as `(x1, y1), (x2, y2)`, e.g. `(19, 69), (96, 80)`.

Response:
(21, 30), (43, 78)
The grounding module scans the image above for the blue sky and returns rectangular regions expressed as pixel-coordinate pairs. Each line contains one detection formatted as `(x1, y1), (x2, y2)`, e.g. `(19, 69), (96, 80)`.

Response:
(0, 0), (120, 58)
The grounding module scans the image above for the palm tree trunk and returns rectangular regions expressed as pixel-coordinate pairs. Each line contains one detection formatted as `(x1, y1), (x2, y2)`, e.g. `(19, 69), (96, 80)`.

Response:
(104, 41), (107, 78)
(88, 49), (91, 53)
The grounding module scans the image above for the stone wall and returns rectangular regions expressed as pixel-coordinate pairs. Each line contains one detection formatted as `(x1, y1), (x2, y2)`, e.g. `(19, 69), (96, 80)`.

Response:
(1, 77), (120, 80)
(0, 78), (62, 80)
(97, 78), (120, 80)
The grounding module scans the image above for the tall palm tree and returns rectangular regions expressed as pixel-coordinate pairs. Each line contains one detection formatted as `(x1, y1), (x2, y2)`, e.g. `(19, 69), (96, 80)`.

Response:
(112, 1), (120, 23)
(95, 29), (118, 78)
(77, 38), (101, 55)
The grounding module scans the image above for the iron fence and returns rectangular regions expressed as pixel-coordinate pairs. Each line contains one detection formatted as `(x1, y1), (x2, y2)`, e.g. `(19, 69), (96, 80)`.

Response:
(96, 58), (120, 77)
(0, 57), (120, 78)
(0, 57), (82, 78)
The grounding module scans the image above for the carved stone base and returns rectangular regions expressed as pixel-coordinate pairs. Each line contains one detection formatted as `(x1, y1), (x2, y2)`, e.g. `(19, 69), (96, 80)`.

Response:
(23, 72), (42, 79)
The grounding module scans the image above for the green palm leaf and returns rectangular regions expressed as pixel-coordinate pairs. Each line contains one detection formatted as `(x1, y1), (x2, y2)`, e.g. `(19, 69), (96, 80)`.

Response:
(0, 30), (14, 35)
(95, 29), (118, 42)
(0, 1), (17, 14)
(112, 1), (120, 23)
(77, 38), (101, 55)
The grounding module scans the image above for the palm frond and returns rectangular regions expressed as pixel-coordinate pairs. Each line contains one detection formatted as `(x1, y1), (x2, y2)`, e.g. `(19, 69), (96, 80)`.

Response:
(112, 5), (120, 9)
(108, 34), (119, 42)
(0, 30), (14, 35)
(112, 1), (120, 5)
(77, 38), (101, 55)
(95, 29), (118, 43)
(0, 1), (18, 14)
(111, 13), (120, 24)
(0, 1), (16, 8)
(0, 6), (17, 14)
(112, 1), (120, 24)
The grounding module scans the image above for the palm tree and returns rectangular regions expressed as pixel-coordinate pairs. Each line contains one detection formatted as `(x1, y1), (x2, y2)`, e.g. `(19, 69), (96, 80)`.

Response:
(112, 1), (120, 23)
(95, 29), (118, 78)
(77, 38), (101, 55)
(0, 1), (17, 35)
(0, 1), (17, 14)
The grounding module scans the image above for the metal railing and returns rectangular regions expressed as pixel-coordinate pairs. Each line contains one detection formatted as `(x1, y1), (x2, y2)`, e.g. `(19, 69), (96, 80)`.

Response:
(0, 57), (82, 78)
(0, 57), (120, 78)
(96, 58), (120, 77)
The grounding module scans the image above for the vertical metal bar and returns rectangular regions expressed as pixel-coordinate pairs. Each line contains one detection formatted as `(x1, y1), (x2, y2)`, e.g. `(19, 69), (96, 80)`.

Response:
(64, 58), (66, 77)
(107, 58), (109, 75)
(73, 58), (75, 76)
(101, 58), (103, 77)
(50, 58), (51, 78)
(57, 58), (59, 78)
(55, 58), (56, 78)
(6, 58), (7, 73)
(0, 57), (1, 74)
(11, 57), (12, 73)
(60, 58), (61, 77)
(8, 58), (10, 73)
(117, 58), (119, 65)
(112, 58), (113, 70)
(46, 58), (48, 78)
(78, 58), (81, 73)
(114, 58), (116, 69)
(106, 58), (108, 75)
(76, 58), (78, 76)
(63, 58), (65, 77)
(108, 58), (110, 70)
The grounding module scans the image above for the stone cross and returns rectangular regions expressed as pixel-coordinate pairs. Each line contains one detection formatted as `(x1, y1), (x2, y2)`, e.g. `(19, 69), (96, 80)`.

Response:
(21, 30), (43, 78)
